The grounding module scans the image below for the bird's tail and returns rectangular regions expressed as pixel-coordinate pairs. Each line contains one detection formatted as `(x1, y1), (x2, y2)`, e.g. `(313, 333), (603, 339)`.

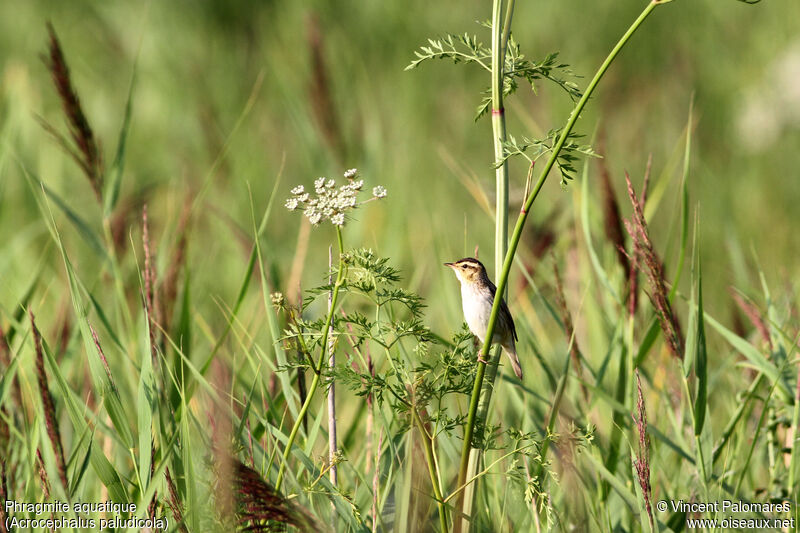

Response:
(504, 344), (523, 380)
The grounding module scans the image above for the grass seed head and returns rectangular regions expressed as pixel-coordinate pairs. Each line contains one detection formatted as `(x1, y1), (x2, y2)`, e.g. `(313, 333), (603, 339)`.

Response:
(632, 371), (654, 532)
(624, 172), (684, 359)
(30, 310), (68, 491)
(43, 22), (103, 201)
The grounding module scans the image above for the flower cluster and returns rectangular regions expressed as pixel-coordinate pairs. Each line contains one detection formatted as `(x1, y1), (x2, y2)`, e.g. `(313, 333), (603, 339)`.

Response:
(285, 168), (387, 227)
(270, 291), (286, 309)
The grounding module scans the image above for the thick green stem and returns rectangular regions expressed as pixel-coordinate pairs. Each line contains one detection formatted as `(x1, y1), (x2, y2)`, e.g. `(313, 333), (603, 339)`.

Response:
(456, 1), (514, 531)
(454, 0), (662, 518)
(492, 0), (510, 270)
(276, 227), (345, 492)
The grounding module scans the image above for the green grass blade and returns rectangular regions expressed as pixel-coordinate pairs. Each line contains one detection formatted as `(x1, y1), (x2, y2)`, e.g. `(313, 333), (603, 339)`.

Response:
(87, 291), (125, 351)
(5, 270), (40, 347)
(103, 67), (136, 217)
(181, 394), (200, 532)
(705, 313), (792, 402)
(38, 180), (108, 262)
(55, 232), (135, 450)
(668, 99), (693, 301)
(31, 176), (137, 450)
(692, 221), (707, 436)
(603, 341), (627, 497)
(137, 338), (156, 492)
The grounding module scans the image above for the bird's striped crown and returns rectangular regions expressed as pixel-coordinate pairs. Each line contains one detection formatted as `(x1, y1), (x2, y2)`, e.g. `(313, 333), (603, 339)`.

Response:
(444, 257), (490, 284)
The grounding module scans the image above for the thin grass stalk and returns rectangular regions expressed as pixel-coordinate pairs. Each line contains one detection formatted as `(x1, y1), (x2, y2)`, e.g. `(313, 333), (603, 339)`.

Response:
(456, 1), (514, 530)
(245, 395), (255, 468)
(734, 379), (778, 496)
(455, 0), (664, 514)
(372, 430), (382, 533)
(101, 217), (136, 347)
(712, 372), (765, 464)
(411, 406), (448, 532)
(275, 227), (345, 492)
(676, 371), (709, 488)
(788, 360), (800, 495)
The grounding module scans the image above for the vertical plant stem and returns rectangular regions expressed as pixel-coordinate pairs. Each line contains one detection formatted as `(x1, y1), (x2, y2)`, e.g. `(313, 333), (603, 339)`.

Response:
(492, 0), (511, 268)
(327, 245), (339, 525)
(457, 1), (514, 531)
(276, 228), (345, 492)
(454, 0), (663, 523)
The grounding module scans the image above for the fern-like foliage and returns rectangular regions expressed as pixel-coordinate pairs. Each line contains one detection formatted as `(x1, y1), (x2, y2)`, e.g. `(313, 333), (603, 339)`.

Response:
(407, 29), (581, 121)
(407, 24), (593, 180)
(497, 130), (599, 186)
(405, 33), (491, 72)
(475, 41), (581, 120)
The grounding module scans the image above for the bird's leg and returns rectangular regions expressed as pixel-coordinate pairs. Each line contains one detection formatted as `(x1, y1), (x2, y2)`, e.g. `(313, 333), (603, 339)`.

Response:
(473, 336), (490, 365)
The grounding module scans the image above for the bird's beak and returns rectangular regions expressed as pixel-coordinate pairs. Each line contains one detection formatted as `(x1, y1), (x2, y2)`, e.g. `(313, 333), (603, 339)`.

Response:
(444, 262), (455, 268)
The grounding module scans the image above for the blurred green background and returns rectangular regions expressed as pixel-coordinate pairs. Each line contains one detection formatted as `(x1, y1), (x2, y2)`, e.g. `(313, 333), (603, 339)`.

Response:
(1, 0), (798, 360)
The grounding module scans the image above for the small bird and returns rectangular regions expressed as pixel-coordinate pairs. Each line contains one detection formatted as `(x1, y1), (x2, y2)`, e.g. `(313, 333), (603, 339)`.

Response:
(445, 258), (523, 379)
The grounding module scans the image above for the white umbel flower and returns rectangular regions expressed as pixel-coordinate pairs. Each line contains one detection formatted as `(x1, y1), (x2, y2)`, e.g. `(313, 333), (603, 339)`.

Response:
(286, 168), (387, 227)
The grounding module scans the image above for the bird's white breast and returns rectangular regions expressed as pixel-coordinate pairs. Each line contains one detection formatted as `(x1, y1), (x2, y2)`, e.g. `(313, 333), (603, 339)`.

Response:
(461, 283), (493, 343)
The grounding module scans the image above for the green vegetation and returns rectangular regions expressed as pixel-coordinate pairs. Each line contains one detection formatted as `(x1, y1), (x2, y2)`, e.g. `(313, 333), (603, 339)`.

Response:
(1, 0), (799, 531)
